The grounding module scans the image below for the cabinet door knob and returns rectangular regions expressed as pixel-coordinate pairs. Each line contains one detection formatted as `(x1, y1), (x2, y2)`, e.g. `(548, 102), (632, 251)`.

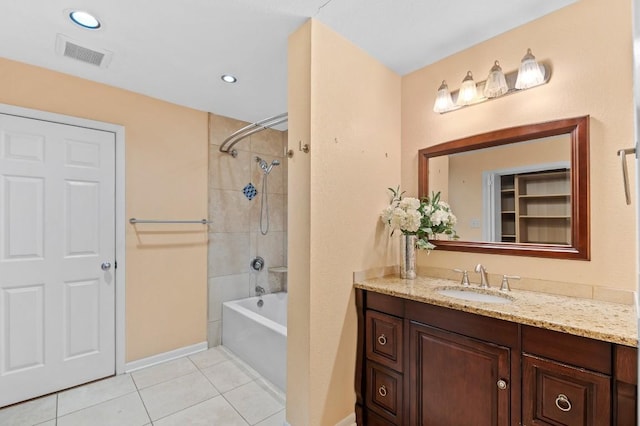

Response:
(555, 394), (572, 412)
(377, 334), (387, 346)
(496, 379), (508, 390)
(378, 385), (387, 397)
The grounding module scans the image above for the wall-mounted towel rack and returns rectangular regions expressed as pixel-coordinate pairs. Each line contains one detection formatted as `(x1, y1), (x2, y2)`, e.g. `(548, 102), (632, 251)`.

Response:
(129, 218), (211, 224)
(618, 146), (637, 205)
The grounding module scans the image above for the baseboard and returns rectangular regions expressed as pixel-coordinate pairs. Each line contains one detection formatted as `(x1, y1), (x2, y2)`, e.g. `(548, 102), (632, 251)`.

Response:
(124, 341), (208, 373)
(335, 413), (356, 426)
(283, 412), (355, 426)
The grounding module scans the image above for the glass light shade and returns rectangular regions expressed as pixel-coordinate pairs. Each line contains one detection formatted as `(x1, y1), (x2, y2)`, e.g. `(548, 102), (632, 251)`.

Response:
(515, 48), (545, 89)
(456, 71), (478, 106)
(483, 61), (509, 98)
(433, 80), (455, 113)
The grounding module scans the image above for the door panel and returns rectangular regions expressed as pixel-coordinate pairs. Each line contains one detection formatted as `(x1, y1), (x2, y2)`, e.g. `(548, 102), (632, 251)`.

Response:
(3, 285), (45, 373)
(409, 321), (511, 425)
(0, 113), (116, 407)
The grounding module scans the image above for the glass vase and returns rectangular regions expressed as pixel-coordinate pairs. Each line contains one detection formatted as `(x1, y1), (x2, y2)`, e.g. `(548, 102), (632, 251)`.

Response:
(400, 234), (417, 279)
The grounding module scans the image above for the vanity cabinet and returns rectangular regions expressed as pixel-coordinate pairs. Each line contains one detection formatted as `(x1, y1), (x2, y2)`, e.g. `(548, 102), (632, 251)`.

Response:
(522, 326), (612, 425)
(355, 289), (637, 426)
(408, 322), (511, 425)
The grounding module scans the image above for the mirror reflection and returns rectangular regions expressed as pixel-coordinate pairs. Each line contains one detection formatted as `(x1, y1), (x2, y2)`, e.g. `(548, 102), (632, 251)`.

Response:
(418, 116), (589, 260)
(430, 135), (571, 244)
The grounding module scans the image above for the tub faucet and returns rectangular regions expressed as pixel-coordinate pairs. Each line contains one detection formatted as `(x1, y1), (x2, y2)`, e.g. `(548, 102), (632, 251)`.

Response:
(255, 285), (265, 297)
(475, 264), (490, 289)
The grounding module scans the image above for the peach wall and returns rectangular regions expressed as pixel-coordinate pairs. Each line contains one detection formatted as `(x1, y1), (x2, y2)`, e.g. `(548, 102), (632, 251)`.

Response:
(288, 20), (401, 425)
(0, 57), (209, 362)
(402, 0), (636, 293)
(286, 22), (312, 426)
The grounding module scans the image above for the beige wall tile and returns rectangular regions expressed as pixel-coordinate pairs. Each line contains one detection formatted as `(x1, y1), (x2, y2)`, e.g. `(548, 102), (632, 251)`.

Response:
(208, 232), (251, 277)
(250, 128), (285, 158)
(209, 147), (252, 191)
(208, 274), (252, 322)
(207, 321), (221, 348)
(250, 193), (285, 233)
(209, 189), (252, 233)
(210, 114), (252, 148)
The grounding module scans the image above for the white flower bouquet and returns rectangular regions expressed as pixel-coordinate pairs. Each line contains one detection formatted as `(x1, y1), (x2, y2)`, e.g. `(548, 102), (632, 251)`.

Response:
(380, 187), (458, 250)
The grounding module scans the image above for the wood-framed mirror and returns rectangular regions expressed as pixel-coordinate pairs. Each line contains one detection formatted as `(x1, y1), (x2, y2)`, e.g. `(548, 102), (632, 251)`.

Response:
(418, 116), (589, 260)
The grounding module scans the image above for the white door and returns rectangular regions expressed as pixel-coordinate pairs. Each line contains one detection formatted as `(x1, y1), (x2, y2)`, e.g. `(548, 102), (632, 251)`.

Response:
(0, 113), (116, 407)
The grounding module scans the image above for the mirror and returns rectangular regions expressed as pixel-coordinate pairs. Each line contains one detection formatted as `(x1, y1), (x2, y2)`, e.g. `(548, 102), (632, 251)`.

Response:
(418, 116), (590, 260)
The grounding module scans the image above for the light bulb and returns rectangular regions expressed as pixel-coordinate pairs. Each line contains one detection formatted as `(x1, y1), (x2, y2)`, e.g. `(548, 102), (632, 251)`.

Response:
(456, 71), (477, 106)
(515, 48), (545, 89)
(484, 61), (509, 98)
(433, 80), (455, 113)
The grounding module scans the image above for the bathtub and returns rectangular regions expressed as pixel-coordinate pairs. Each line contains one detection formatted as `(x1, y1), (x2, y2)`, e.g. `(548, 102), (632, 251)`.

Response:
(222, 292), (287, 392)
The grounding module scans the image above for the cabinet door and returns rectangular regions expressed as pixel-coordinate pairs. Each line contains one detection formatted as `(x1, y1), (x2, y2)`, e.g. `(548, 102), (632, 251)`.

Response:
(408, 322), (510, 426)
(523, 354), (611, 425)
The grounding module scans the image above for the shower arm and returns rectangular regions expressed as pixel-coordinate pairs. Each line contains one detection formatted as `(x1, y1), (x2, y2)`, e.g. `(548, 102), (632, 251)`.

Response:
(219, 113), (288, 158)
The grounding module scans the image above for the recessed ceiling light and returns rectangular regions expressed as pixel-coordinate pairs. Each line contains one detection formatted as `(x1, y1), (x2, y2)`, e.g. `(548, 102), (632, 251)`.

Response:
(69, 10), (101, 30)
(221, 74), (237, 83)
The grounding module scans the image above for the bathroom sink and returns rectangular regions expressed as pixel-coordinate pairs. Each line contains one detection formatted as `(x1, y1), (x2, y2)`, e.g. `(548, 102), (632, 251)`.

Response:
(436, 287), (514, 304)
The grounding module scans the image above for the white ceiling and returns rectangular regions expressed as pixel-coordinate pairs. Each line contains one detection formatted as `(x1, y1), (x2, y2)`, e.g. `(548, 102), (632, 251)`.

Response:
(0, 0), (577, 126)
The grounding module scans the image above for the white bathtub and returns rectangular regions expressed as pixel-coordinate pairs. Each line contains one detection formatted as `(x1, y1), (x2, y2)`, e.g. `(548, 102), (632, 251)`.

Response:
(222, 292), (287, 392)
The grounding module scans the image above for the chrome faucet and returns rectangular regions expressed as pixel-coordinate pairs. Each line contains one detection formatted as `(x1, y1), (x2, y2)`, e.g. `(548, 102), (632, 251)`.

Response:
(255, 285), (266, 297)
(474, 264), (490, 289)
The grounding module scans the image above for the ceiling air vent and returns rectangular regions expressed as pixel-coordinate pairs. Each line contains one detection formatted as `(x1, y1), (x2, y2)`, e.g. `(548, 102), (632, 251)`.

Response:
(55, 34), (113, 68)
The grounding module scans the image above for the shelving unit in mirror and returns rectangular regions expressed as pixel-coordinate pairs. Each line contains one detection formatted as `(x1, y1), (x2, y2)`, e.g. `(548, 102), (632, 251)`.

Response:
(500, 169), (570, 244)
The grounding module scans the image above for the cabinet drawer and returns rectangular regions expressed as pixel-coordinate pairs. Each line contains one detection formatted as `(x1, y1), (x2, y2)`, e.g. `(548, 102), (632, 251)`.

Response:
(366, 310), (403, 372)
(523, 354), (611, 425)
(522, 325), (611, 374)
(366, 362), (403, 425)
(365, 409), (397, 426)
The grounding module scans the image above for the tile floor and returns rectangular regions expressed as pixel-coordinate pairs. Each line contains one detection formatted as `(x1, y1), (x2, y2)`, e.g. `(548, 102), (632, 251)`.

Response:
(0, 346), (286, 426)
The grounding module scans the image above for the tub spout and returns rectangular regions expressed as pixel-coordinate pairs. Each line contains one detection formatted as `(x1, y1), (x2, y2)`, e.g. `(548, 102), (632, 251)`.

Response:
(255, 285), (265, 296)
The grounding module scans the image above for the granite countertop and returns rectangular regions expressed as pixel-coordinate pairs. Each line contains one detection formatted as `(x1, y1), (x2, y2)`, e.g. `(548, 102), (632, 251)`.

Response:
(354, 275), (638, 347)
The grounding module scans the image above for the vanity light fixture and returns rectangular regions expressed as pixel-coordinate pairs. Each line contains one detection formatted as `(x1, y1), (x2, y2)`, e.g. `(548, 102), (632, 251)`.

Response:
(433, 48), (550, 114)
(515, 48), (545, 89)
(69, 10), (101, 30)
(433, 80), (457, 113)
(221, 74), (238, 83)
(484, 61), (509, 98)
(456, 71), (478, 106)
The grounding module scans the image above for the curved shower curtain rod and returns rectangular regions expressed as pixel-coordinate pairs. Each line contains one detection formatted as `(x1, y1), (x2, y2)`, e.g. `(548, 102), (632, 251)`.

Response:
(219, 112), (288, 158)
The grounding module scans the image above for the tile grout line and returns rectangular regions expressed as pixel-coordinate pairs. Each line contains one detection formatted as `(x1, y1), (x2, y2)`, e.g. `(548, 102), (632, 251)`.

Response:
(132, 374), (153, 425)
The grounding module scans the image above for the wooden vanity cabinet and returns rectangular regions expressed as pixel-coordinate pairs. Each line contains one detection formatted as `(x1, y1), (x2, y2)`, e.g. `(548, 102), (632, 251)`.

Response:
(614, 345), (638, 426)
(355, 289), (638, 426)
(522, 326), (613, 425)
(408, 322), (511, 425)
(356, 290), (520, 425)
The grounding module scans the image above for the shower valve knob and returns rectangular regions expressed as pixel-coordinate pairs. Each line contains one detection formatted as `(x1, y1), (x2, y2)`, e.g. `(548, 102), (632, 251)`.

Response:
(250, 256), (265, 271)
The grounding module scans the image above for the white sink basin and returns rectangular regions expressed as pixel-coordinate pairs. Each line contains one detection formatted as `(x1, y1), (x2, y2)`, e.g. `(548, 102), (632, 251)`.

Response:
(436, 287), (514, 304)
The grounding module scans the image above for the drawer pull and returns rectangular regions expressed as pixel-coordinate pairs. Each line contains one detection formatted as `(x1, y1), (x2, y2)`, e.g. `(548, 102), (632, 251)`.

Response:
(496, 379), (508, 390)
(377, 334), (387, 346)
(378, 385), (387, 397)
(555, 394), (572, 412)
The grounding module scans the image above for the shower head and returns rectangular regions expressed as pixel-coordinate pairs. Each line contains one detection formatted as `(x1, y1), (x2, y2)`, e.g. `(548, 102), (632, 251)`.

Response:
(256, 156), (280, 174)
(266, 159), (280, 174)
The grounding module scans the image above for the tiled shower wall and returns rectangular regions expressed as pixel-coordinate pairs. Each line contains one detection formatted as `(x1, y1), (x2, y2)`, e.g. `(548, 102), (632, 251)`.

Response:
(207, 113), (288, 346)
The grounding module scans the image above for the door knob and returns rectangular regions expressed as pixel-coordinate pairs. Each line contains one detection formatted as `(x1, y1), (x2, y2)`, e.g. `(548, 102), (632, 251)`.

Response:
(101, 262), (112, 271)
